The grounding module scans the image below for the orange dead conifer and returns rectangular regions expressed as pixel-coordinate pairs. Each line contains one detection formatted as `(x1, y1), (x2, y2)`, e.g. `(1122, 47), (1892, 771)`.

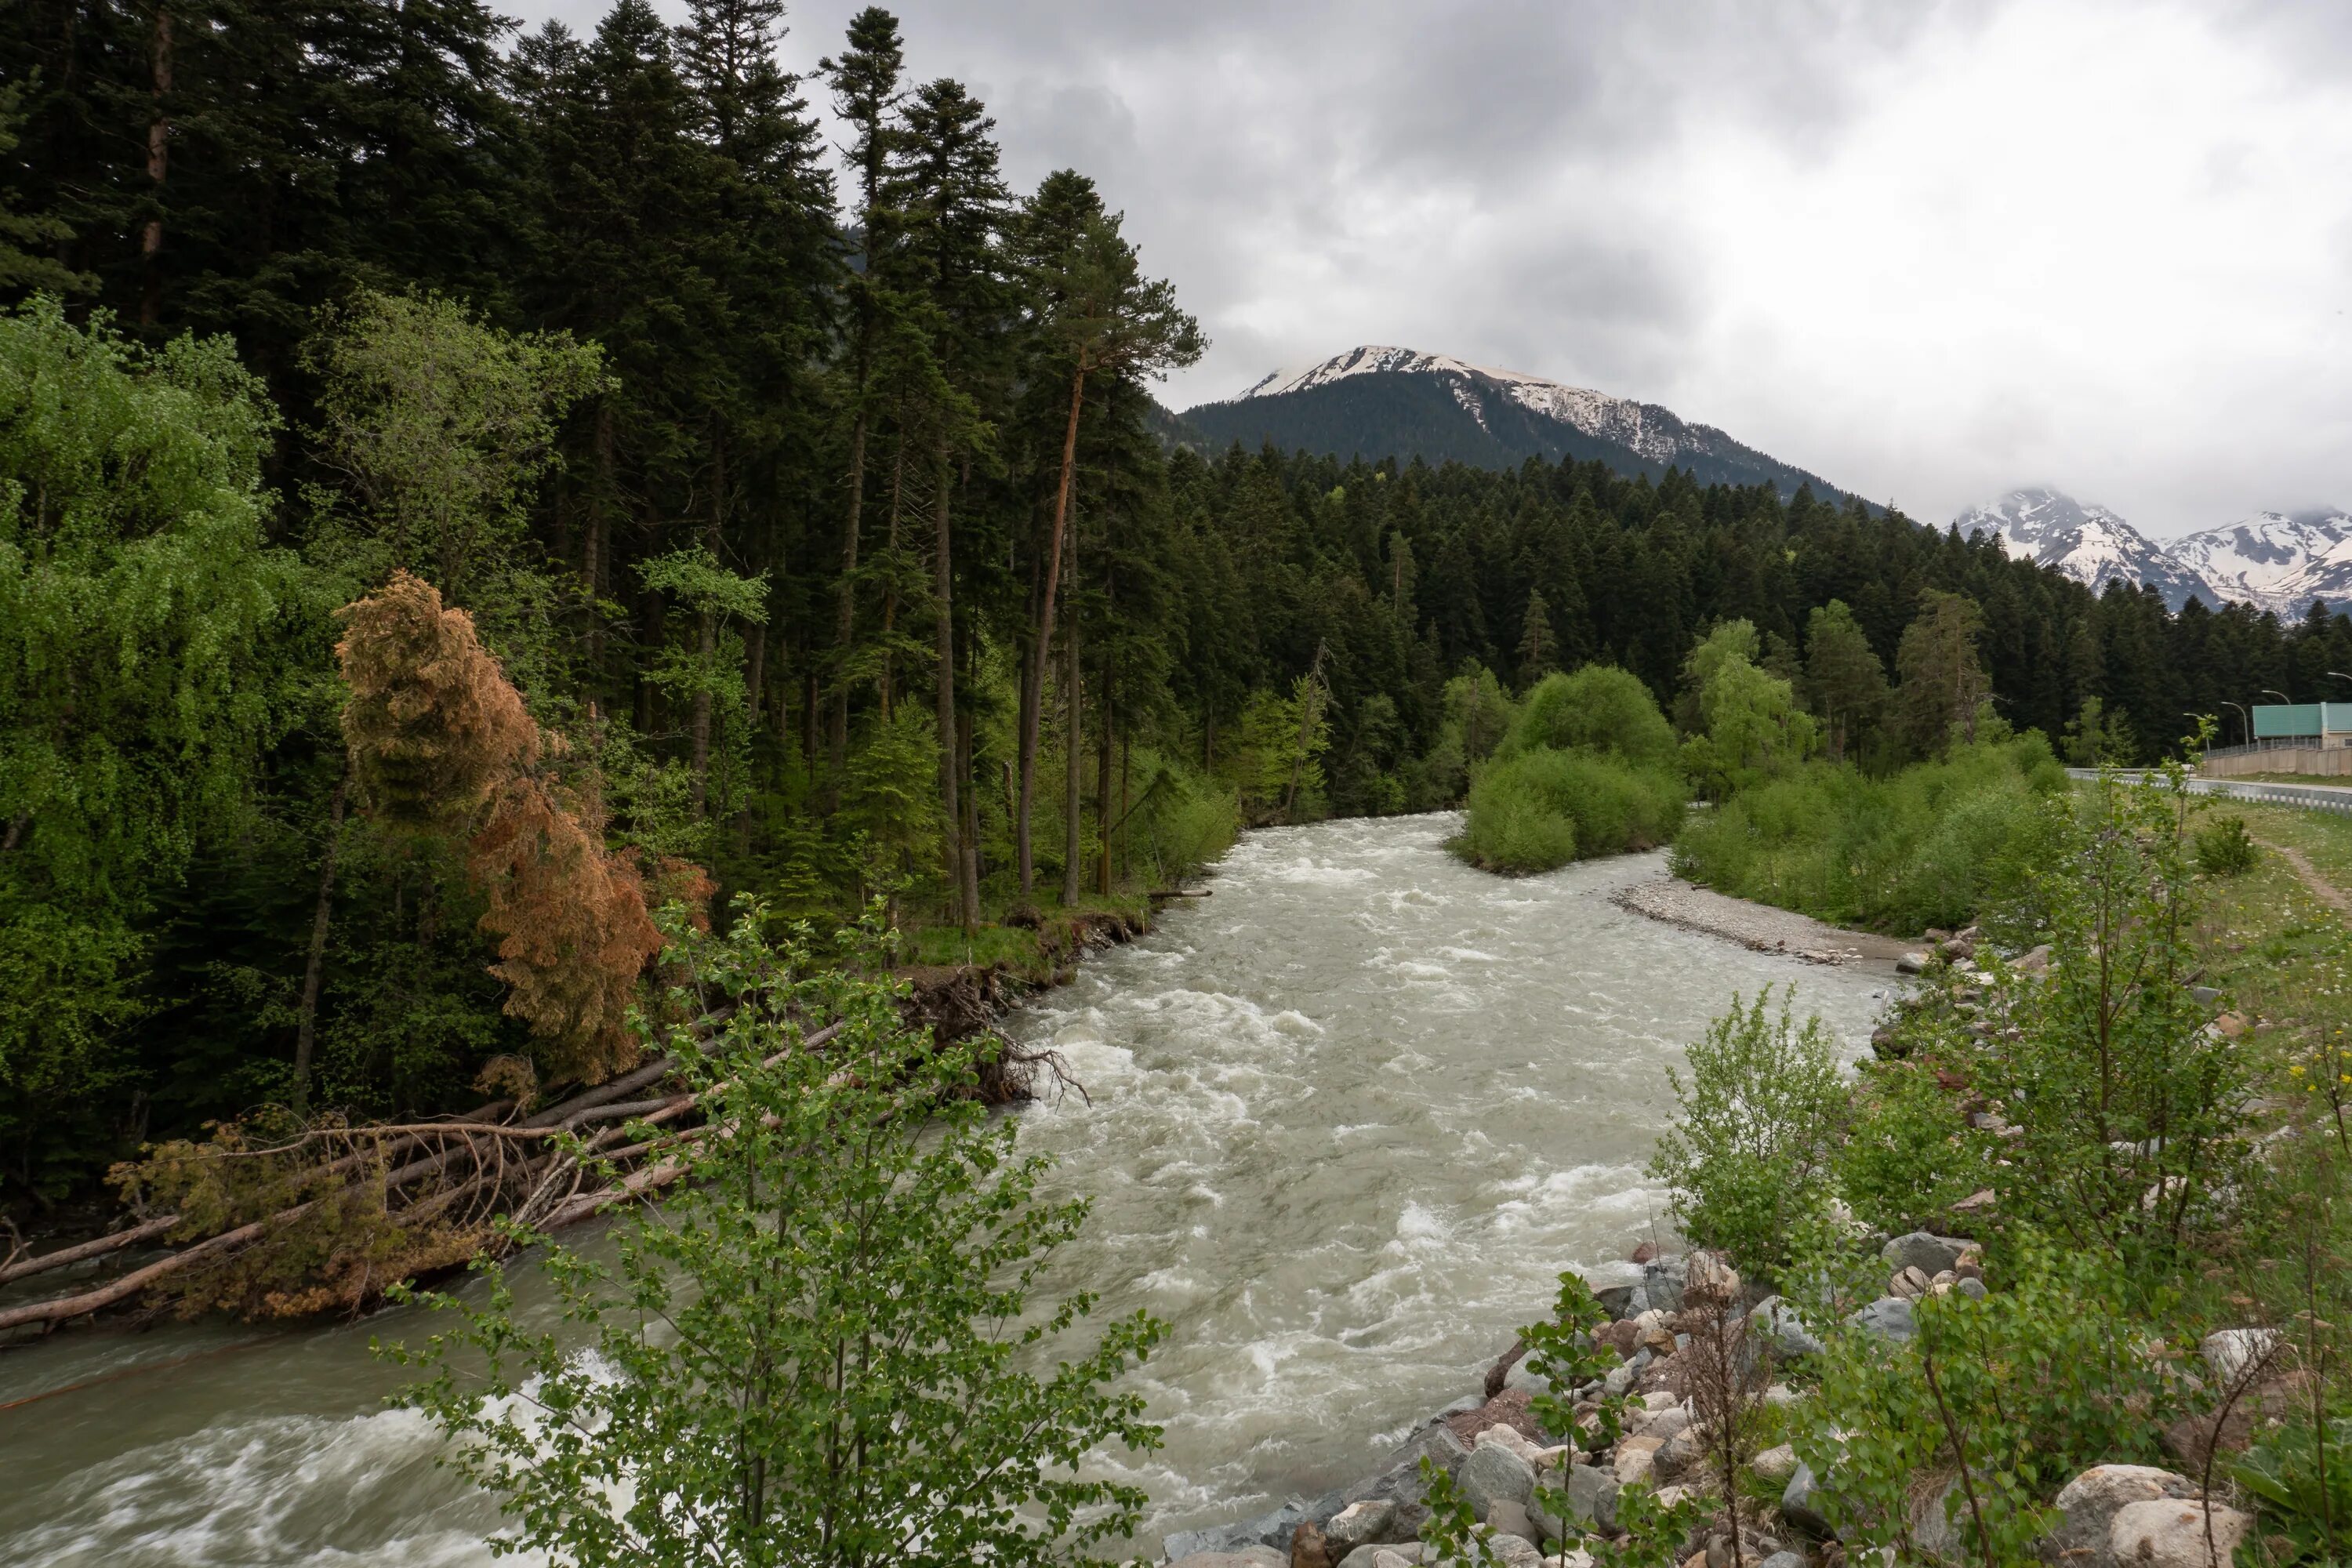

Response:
(337, 571), (670, 1083)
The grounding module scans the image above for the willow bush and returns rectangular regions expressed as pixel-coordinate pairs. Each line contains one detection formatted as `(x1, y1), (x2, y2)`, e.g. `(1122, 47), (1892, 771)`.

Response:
(1668, 731), (2068, 933)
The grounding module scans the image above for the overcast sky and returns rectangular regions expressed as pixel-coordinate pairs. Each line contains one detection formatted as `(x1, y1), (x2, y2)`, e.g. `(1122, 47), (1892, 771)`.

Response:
(505, 0), (2352, 538)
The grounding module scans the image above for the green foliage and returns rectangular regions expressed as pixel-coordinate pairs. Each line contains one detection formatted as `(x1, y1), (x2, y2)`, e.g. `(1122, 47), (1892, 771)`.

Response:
(1511, 1272), (1707, 1568)
(1417, 1464), (1511, 1567)
(0, 300), (310, 1191)
(1804, 600), (1887, 767)
(840, 706), (945, 907)
(2063, 695), (2139, 769)
(1457, 747), (1685, 875)
(2197, 813), (2260, 877)
(1232, 673), (1331, 822)
(1680, 620), (1819, 798)
(1405, 662), (1516, 808)
(1121, 749), (1240, 888)
(1835, 1059), (1992, 1234)
(383, 901), (1167, 1566)
(1792, 1245), (2186, 1566)
(1648, 987), (1846, 1278)
(307, 289), (606, 622)
(0, 88), (88, 296)
(1669, 734), (2068, 934)
(1503, 665), (1676, 766)
(1896, 589), (1992, 759)
(1975, 762), (2255, 1276)
(2234, 1417), (2352, 1567)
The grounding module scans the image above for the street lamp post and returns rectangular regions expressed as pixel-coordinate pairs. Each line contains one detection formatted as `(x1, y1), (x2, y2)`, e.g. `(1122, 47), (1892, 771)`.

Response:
(2218, 699), (2249, 746)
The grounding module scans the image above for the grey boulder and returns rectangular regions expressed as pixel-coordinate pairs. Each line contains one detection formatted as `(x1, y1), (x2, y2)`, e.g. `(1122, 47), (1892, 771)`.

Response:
(1323, 1497), (1401, 1554)
(1458, 1443), (1537, 1522)
(1341, 1423), (1469, 1535)
(1582, 1260), (1646, 1320)
(1163, 1494), (1334, 1561)
(2045, 1465), (2196, 1568)
(1338, 1549), (1422, 1568)
(1642, 1256), (1690, 1315)
(1167, 1552), (1287, 1568)
(1748, 1295), (1825, 1359)
(1849, 1295), (1916, 1342)
(1781, 1461), (1836, 1537)
(1880, 1232), (1970, 1278)
(2109, 1499), (2252, 1568)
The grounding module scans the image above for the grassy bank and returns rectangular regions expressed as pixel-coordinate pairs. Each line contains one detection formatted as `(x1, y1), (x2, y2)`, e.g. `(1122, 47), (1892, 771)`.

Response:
(1583, 764), (2352, 1568)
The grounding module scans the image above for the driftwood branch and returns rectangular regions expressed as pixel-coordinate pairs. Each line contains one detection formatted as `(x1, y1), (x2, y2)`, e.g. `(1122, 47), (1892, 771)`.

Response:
(0, 1214), (180, 1287)
(0, 1018), (847, 1336)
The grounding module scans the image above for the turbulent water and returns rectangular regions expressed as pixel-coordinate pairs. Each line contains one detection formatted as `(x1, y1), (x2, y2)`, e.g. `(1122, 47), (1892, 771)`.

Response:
(0, 814), (1889, 1565)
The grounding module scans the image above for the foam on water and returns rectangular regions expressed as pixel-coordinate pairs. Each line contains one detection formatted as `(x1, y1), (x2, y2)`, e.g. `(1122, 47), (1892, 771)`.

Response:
(0, 814), (1887, 1564)
(998, 815), (1886, 1552)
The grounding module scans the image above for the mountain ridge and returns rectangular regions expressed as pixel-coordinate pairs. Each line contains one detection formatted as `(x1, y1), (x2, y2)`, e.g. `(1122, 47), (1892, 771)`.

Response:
(1180, 345), (1865, 502)
(1955, 489), (2352, 615)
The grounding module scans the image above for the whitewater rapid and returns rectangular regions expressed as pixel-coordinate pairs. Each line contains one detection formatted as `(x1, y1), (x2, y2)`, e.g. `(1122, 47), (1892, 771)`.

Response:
(0, 814), (1889, 1564)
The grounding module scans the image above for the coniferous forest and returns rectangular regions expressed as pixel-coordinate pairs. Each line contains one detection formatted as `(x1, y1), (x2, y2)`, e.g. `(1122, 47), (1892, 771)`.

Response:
(5, 0), (2351, 1210)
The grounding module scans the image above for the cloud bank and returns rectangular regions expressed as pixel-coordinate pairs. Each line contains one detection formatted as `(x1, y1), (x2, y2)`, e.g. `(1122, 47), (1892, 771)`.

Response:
(506, 0), (2352, 536)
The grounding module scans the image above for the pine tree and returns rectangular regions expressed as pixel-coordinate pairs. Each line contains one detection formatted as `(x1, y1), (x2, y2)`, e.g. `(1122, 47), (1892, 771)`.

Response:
(1009, 171), (1201, 896)
(820, 7), (906, 788)
(1895, 589), (1991, 757)
(1516, 588), (1556, 688)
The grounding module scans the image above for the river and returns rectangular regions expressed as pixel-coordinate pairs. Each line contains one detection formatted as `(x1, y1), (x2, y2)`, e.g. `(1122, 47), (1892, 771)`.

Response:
(0, 815), (1890, 1565)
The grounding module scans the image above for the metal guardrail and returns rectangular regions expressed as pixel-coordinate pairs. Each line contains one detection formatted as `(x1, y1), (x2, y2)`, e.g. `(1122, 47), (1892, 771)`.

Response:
(2066, 768), (2352, 816)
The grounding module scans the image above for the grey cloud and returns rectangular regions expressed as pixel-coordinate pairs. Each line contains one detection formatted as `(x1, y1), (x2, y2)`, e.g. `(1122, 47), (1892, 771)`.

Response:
(504, 0), (2352, 534)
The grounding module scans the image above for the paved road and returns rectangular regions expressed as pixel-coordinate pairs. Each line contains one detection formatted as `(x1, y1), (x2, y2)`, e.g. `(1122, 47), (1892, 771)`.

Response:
(2067, 768), (2352, 815)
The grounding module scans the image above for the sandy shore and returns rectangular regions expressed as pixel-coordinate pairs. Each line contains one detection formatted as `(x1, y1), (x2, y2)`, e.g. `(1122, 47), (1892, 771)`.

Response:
(1612, 875), (1915, 967)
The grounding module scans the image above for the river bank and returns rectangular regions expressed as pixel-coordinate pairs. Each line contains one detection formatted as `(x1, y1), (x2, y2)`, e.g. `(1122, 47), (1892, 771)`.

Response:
(1608, 876), (1914, 968)
(0, 900), (1158, 1342)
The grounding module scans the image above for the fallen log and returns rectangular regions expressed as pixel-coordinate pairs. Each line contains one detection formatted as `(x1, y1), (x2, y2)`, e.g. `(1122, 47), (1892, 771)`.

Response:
(0, 1203), (314, 1334)
(0, 1214), (180, 1288)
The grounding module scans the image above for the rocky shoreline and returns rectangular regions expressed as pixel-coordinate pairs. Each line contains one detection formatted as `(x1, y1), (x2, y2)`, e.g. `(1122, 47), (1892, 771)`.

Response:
(1160, 1236), (2256, 1568)
(1610, 877), (1913, 968)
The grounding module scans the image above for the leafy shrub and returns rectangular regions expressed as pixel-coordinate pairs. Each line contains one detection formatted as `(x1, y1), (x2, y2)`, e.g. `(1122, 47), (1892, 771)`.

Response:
(1454, 767), (1579, 873)
(1649, 986), (1846, 1278)
(2235, 1417), (2352, 1566)
(2196, 814), (2259, 877)
(1668, 733), (2067, 934)
(1976, 764), (2254, 1276)
(1835, 1059), (1991, 1234)
(1501, 665), (1677, 765)
(387, 902), (1167, 1565)
(1792, 1244), (2185, 1566)
(1455, 747), (1684, 874)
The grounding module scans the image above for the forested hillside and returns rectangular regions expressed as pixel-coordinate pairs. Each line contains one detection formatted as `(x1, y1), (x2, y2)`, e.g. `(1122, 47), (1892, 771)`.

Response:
(5, 0), (2350, 1204)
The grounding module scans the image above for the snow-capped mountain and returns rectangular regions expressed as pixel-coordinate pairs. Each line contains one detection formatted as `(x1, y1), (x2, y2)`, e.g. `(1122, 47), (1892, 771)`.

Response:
(1955, 493), (2352, 615)
(1954, 488), (2216, 611)
(1229, 347), (1715, 466)
(1185, 345), (1858, 499)
(2172, 510), (2352, 615)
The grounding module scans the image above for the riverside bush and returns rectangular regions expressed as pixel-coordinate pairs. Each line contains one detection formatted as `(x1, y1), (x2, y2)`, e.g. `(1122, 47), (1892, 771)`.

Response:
(1455, 747), (1684, 874)
(384, 901), (1166, 1566)
(1668, 732), (2067, 933)
(2196, 812), (2259, 877)
(1792, 1243), (2185, 1566)
(1835, 1058), (1992, 1234)
(1649, 986), (1846, 1279)
(1501, 665), (1679, 765)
